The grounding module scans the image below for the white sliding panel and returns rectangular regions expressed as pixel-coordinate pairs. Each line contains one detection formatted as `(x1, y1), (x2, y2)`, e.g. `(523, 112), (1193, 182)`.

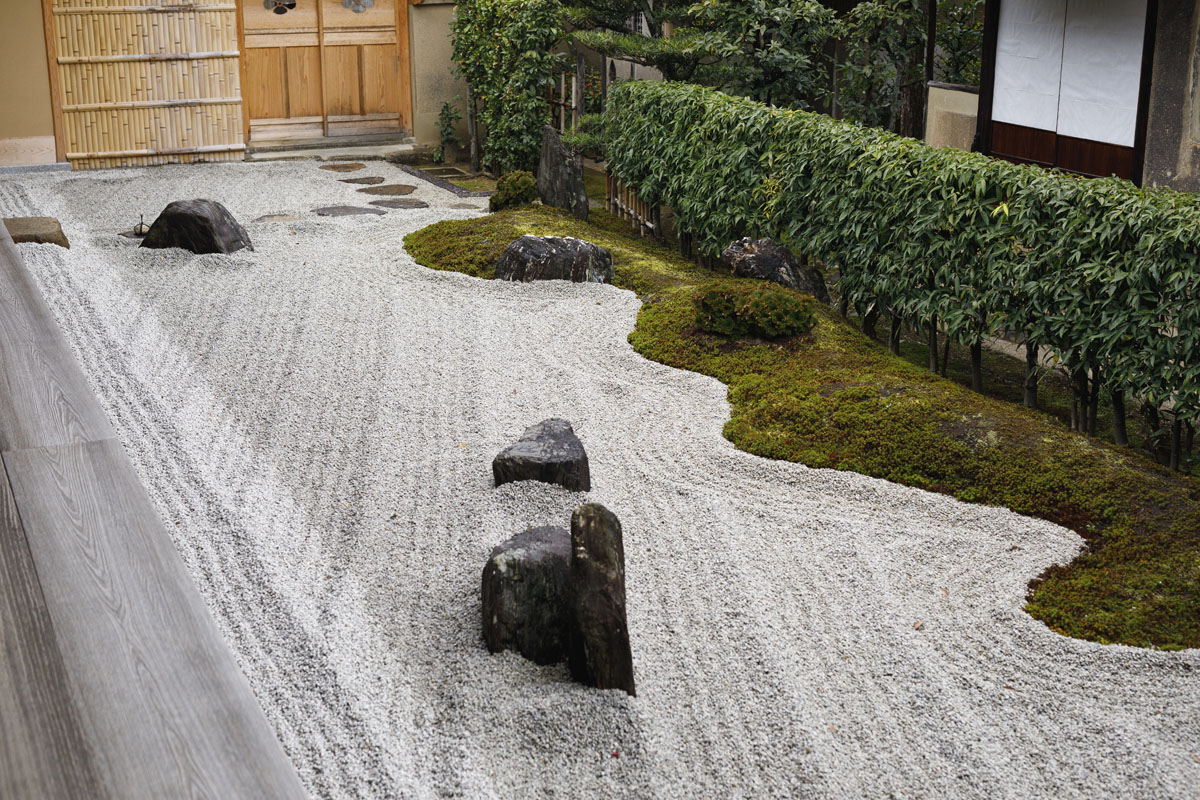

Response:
(1056, 0), (1148, 146)
(992, 0), (1068, 132)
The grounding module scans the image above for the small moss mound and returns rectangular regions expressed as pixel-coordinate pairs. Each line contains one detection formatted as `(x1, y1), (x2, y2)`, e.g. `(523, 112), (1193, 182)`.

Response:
(697, 282), (817, 339)
(489, 170), (537, 212)
(404, 205), (1200, 651)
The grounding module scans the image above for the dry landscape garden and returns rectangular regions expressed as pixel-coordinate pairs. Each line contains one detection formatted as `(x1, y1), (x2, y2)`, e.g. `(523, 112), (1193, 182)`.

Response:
(1, 0), (1198, 799)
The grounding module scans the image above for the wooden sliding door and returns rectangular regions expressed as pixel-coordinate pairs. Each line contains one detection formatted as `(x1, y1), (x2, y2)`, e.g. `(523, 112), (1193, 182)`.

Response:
(240, 0), (412, 144)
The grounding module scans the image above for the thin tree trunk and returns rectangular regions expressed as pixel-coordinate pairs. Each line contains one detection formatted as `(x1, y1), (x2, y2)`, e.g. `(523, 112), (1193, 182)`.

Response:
(862, 303), (879, 340)
(1086, 367), (1101, 436)
(1023, 341), (1039, 409)
(1187, 421), (1195, 458)
(927, 317), (938, 373)
(1170, 416), (1182, 471)
(940, 335), (950, 378)
(466, 84), (480, 174)
(1143, 404), (1167, 464)
(889, 314), (902, 355)
(838, 294), (849, 318)
(1111, 388), (1128, 446)
(969, 341), (983, 392)
(1070, 369), (1088, 432)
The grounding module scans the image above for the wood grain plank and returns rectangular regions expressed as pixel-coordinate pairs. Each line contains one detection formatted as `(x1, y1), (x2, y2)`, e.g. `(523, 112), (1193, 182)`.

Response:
(360, 44), (400, 115)
(285, 46), (323, 118)
(0, 458), (104, 800)
(322, 45), (362, 117)
(0, 224), (114, 452)
(3, 439), (306, 800)
(243, 47), (288, 120)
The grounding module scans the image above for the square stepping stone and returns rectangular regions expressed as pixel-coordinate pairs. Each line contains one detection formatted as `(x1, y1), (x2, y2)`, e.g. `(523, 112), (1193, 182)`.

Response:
(4, 217), (69, 248)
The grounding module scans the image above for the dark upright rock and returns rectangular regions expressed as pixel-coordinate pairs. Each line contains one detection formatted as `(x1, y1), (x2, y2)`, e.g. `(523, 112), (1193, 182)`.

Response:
(537, 124), (588, 221)
(140, 199), (253, 254)
(492, 418), (591, 492)
(481, 526), (571, 665)
(567, 504), (635, 696)
(719, 237), (830, 304)
(495, 236), (613, 284)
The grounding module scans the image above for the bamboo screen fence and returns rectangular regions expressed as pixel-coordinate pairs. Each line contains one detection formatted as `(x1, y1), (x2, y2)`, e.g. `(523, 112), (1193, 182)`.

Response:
(49, 0), (245, 169)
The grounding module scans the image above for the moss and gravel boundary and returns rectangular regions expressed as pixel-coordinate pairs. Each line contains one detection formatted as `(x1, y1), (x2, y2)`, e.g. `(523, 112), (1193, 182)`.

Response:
(404, 205), (1200, 651)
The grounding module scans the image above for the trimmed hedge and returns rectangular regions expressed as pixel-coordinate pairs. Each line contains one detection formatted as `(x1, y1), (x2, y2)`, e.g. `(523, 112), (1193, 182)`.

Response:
(602, 80), (1200, 426)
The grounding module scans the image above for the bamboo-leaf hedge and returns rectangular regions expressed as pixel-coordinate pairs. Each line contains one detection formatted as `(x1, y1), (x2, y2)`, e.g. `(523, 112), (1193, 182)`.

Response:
(602, 80), (1200, 430)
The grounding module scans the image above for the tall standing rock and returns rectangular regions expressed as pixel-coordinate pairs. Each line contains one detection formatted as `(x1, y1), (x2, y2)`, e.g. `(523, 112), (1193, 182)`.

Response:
(481, 526), (571, 665)
(140, 199), (253, 254)
(567, 503), (635, 696)
(536, 124), (588, 221)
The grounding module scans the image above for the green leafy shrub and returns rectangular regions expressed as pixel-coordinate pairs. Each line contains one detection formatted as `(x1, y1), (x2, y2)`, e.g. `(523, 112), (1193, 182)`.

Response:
(696, 282), (817, 339)
(433, 100), (463, 164)
(489, 171), (537, 212)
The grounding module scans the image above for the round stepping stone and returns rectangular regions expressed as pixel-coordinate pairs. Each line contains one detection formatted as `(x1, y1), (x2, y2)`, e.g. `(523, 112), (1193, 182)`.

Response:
(356, 184), (416, 196)
(340, 176), (385, 185)
(253, 214), (303, 223)
(369, 198), (429, 210)
(320, 163), (366, 172)
(312, 206), (387, 217)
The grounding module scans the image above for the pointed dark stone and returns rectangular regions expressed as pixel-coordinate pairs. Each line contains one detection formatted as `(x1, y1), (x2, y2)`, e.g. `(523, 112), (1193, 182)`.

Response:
(492, 418), (590, 492)
(481, 526), (571, 665)
(536, 124), (588, 221)
(567, 504), (635, 696)
(140, 199), (252, 254)
(719, 237), (830, 304)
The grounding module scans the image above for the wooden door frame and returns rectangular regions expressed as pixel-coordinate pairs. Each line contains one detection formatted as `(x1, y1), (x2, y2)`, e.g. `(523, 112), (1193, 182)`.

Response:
(975, 0), (1159, 185)
(40, 0), (66, 163)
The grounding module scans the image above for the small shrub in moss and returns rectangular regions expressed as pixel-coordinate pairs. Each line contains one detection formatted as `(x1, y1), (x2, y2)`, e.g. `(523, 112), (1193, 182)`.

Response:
(489, 170), (537, 212)
(696, 282), (817, 339)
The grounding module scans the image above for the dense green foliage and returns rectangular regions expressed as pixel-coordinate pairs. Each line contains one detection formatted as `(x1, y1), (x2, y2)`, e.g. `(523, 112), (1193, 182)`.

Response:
(433, 100), (464, 165)
(451, 0), (562, 173)
(696, 282), (817, 338)
(404, 205), (1200, 650)
(489, 171), (538, 212)
(601, 81), (1200, 434)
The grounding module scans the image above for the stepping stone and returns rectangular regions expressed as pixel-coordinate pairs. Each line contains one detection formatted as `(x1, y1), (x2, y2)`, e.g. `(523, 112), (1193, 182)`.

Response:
(357, 184), (416, 196)
(253, 214), (303, 223)
(320, 163), (366, 172)
(312, 205), (387, 217)
(369, 198), (429, 210)
(493, 418), (590, 492)
(481, 526), (571, 665)
(141, 200), (252, 254)
(567, 504), (635, 696)
(4, 217), (69, 248)
(451, 203), (482, 209)
(426, 167), (469, 177)
(340, 176), (385, 185)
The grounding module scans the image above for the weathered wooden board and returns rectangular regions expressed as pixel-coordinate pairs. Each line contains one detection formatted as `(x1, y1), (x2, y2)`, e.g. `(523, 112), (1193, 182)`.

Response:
(0, 458), (103, 800)
(3, 439), (307, 800)
(0, 224), (114, 452)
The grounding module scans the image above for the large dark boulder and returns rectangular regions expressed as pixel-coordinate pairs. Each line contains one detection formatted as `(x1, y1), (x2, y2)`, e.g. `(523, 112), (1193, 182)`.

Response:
(537, 124), (588, 221)
(720, 237), (829, 304)
(140, 199), (253, 254)
(567, 504), (635, 696)
(481, 526), (571, 665)
(493, 418), (590, 492)
(495, 236), (613, 284)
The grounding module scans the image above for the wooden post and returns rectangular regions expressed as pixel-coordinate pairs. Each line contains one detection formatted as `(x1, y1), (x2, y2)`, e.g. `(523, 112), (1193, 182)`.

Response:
(573, 51), (585, 129)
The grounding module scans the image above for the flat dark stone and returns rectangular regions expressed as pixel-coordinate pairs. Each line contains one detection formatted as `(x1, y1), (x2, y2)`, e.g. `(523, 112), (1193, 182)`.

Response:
(481, 526), (571, 665)
(356, 184), (416, 196)
(311, 206), (387, 217)
(319, 163), (366, 172)
(340, 177), (385, 185)
(493, 418), (590, 492)
(4, 217), (69, 248)
(118, 230), (144, 240)
(252, 214), (302, 223)
(369, 199), (429, 209)
(425, 167), (468, 177)
(140, 200), (252, 254)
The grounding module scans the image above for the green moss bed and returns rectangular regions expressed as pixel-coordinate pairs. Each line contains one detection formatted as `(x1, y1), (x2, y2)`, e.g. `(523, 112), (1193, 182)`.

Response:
(404, 205), (1200, 651)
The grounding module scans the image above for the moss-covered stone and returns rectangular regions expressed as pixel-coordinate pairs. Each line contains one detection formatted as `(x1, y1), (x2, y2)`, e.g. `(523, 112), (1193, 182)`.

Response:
(404, 205), (1200, 651)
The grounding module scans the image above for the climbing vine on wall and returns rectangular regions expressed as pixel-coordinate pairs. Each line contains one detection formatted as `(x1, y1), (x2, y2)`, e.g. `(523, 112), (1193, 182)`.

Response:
(451, 0), (563, 174)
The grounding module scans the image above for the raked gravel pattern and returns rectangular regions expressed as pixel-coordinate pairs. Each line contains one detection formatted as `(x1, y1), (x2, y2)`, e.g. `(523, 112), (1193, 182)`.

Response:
(2, 161), (1197, 800)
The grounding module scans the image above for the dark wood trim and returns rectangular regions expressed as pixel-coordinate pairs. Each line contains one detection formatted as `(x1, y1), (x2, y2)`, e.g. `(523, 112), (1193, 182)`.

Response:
(1056, 133), (1135, 180)
(40, 0), (66, 163)
(991, 121), (1056, 167)
(973, 0), (1001, 154)
(1132, 0), (1159, 186)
